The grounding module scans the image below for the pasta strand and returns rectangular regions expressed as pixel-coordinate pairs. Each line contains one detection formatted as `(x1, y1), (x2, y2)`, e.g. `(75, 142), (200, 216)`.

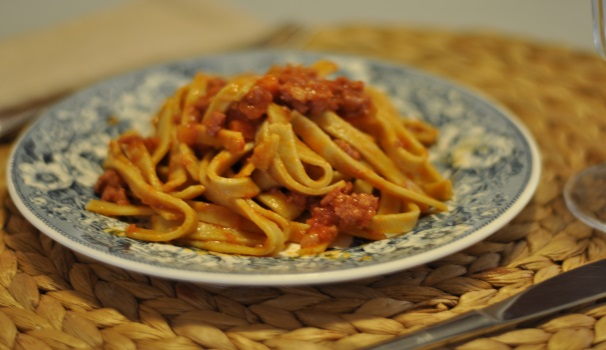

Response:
(88, 61), (452, 256)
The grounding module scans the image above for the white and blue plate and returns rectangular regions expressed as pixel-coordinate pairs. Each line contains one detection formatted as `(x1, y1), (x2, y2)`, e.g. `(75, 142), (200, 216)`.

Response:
(7, 50), (541, 286)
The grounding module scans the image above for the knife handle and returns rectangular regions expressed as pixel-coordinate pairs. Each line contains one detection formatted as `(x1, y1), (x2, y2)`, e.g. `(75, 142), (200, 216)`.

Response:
(367, 310), (502, 350)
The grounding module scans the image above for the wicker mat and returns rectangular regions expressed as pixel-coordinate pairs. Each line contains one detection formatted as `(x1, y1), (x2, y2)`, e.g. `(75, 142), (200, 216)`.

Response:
(2, 25), (606, 350)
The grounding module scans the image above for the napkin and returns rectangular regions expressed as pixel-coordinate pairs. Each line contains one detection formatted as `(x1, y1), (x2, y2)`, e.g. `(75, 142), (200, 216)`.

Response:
(0, 0), (272, 116)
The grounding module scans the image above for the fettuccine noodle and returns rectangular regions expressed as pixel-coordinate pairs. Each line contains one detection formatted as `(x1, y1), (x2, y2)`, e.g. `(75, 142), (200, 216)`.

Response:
(87, 61), (452, 256)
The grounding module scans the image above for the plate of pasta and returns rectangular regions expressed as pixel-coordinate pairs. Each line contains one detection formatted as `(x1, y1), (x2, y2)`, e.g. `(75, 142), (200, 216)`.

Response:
(7, 50), (540, 286)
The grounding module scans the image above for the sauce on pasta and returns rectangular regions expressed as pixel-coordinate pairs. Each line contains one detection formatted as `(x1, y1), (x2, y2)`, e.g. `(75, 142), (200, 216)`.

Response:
(86, 61), (453, 256)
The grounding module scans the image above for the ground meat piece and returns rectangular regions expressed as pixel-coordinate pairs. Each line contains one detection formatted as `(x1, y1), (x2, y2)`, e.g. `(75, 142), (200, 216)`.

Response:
(286, 190), (308, 208)
(303, 207), (339, 247)
(142, 136), (160, 153)
(330, 191), (378, 230)
(228, 118), (257, 141)
(331, 77), (372, 119)
(94, 169), (130, 205)
(256, 74), (280, 96)
(234, 85), (274, 120)
(278, 77), (337, 115)
(268, 64), (373, 119)
(203, 111), (226, 136)
(272, 65), (337, 115)
(319, 183), (378, 230)
(334, 139), (361, 160)
(226, 103), (266, 141)
(224, 80), (275, 140)
(304, 183), (379, 246)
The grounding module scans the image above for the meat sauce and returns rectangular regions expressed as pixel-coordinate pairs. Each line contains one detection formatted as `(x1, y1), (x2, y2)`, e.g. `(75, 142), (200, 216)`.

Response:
(303, 183), (378, 247)
(193, 64), (373, 142)
(94, 169), (130, 205)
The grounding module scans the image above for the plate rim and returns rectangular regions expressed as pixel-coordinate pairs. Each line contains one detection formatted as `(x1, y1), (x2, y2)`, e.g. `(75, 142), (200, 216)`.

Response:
(6, 49), (541, 286)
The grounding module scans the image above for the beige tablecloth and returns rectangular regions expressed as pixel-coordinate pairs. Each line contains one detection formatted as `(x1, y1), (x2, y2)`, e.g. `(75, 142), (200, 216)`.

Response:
(0, 0), (272, 115)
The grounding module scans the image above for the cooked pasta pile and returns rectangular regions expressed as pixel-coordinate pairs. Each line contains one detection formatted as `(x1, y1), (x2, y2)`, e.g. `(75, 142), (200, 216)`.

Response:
(86, 61), (453, 256)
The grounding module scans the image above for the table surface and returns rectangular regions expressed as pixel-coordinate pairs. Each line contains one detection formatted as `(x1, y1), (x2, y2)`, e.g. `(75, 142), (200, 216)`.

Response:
(0, 0), (606, 349)
(0, 21), (605, 349)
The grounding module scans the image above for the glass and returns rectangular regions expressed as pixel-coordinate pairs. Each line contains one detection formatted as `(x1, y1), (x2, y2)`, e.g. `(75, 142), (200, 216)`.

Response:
(563, 0), (606, 232)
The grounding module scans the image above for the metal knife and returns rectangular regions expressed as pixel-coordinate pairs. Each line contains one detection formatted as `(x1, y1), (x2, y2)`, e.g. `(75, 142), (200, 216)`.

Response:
(366, 258), (606, 350)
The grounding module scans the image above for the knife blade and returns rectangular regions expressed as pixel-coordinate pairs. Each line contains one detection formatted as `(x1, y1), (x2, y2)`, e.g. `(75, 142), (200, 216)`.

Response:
(366, 258), (606, 350)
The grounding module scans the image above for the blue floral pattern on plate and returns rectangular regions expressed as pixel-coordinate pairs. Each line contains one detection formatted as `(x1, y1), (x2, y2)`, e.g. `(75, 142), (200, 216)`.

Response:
(7, 50), (540, 286)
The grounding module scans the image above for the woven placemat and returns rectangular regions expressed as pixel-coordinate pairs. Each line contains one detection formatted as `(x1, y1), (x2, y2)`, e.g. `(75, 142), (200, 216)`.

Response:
(2, 24), (606, 350)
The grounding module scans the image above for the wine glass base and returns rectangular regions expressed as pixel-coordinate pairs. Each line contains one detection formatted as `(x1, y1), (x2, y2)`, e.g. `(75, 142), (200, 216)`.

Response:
(564, 163), (606, 233)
